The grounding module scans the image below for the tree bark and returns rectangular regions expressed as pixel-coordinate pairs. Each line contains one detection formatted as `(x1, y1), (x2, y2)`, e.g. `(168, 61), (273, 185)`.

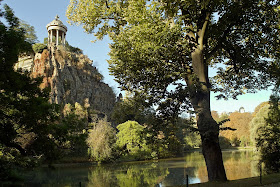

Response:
(187, 48), (227, 181)
(197, 110), (227, 181)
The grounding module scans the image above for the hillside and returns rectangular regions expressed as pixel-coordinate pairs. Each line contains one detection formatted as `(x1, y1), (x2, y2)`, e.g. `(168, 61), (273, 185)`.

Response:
(15, 46), (115, 117)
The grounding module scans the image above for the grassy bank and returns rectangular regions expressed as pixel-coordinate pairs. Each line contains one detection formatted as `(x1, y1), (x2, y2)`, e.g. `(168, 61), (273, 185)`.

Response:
(175, 173), (280, 187)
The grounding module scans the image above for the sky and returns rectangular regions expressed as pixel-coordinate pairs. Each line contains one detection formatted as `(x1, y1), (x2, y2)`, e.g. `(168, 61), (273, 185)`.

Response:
(2, 0), (273, 114)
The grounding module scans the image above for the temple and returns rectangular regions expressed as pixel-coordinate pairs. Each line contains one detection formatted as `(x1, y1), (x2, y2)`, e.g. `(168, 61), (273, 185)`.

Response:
(46, 15), (67, 47)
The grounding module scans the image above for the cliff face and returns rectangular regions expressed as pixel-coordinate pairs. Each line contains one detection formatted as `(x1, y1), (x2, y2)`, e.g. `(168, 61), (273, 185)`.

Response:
(17, 47), (115, 117)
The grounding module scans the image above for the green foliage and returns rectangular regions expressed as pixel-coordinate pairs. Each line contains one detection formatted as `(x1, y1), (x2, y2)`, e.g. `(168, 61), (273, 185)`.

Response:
(185, 131), (201, 150)
(87, 119), (116, 163)
(67, 0), (279, 180)
(67, 0), (279, 104)
(43, 37), (83, 54)
(111, 94), (155, 125)
(86, 162), (169, 187)
(250, 104), (270, 146)
(54, 103), (89, 157)
(219, 136), (232, 149)
(19, 20), (38, 44)
(155, 118), (186, 156)
(116, 121), (151, 160)
(32, 43), (47, 53)
(65, 41), (83, 54)
(256, 95), (280, 173)
(112, 93), (190, 158)
(0, 3), (62, 179)
(240, 136), (250, 147)
(44, 37), (48, 45)
(0, 145), (22, 181)
(73, 102), (88, 119)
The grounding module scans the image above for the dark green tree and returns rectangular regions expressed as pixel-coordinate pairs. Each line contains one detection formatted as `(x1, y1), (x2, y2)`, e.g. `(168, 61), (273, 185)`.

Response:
(0, 2), (59, 179)
(250, 103), (270, 146)
(67, 0), (279, 181)
(256, 95), (280, 173)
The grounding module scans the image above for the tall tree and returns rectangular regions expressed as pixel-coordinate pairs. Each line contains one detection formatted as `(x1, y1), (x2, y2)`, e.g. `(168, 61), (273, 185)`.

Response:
(0, 2), (59, 177)
(19, 20), (38, 44)
(250, 102), (270, 146)
(256, 95), (280, 173)
(67, 0), (279, 181)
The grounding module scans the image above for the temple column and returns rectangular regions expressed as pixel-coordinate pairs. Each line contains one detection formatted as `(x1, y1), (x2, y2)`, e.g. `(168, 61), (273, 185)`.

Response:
(50, 30), (53, 45)
(62, 32), (65, 46)
(56, 29), (59, 46)
(48, 31), (50, 45)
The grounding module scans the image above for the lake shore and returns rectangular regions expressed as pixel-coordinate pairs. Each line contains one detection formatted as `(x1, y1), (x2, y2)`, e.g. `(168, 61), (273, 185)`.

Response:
(1, 149), (262, 186)
(179, 173), (280, 187)
(54, 146), (255, 166)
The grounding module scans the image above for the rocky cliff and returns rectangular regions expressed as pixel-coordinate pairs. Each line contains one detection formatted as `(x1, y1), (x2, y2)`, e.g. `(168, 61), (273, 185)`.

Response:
(16, 46), (116, 117)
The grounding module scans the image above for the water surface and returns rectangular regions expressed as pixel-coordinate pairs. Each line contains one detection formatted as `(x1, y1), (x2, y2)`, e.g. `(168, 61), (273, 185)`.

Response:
(23, 150), (259, 186)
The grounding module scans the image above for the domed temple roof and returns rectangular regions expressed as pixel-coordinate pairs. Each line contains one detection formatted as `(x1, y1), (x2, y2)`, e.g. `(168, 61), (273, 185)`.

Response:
(46, 15), (67, 32)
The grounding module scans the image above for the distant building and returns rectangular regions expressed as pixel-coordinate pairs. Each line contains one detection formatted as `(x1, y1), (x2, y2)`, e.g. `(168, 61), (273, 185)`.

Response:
(239, 107), (245, 113)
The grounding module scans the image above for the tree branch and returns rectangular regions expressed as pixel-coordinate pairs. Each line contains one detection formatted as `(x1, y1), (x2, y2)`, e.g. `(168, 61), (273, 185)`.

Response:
(220, 127), (237, 131)
(198, 12), (210, 50)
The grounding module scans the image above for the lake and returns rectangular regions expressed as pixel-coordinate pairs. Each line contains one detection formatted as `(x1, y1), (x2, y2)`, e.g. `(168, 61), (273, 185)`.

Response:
(22, 150), (259, 186)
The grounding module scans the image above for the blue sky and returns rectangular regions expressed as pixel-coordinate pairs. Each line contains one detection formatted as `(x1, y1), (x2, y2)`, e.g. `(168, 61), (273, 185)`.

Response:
(3, 0), (272, 114)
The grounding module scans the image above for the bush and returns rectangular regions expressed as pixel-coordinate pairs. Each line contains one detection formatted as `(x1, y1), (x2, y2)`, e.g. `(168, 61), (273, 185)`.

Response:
(87, 119), (116, 163)
(32, 43), (47, 53)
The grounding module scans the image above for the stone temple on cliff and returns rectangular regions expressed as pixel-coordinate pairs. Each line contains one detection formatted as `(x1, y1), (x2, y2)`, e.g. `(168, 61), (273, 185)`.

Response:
(15, 16), (116, 117)
(46, 15), (67, 47)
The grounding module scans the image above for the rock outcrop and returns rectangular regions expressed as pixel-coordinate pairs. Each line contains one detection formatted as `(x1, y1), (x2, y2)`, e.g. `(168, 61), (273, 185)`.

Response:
(16, 46), (115, 117)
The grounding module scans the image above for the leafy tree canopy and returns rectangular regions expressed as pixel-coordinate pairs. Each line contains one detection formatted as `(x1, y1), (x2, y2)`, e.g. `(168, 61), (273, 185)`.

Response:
(112, 93), (157, 125)
(67, 0), (279, 181)
(19, 20), (38, 44)
(116, 120), (151, 159)
(67, 0), (279, 107)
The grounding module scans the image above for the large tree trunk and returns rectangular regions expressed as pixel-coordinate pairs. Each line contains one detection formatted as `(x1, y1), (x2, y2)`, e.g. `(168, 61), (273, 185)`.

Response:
(187, 48), (227, 181)
(197, 109), (227, 181)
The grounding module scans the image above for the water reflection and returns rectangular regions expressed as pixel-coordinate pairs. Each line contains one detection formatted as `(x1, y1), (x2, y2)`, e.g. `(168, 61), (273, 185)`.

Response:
(223, 150), (259, 181)
(23, 150), (259, 186)
(87, 163), (169, 187)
